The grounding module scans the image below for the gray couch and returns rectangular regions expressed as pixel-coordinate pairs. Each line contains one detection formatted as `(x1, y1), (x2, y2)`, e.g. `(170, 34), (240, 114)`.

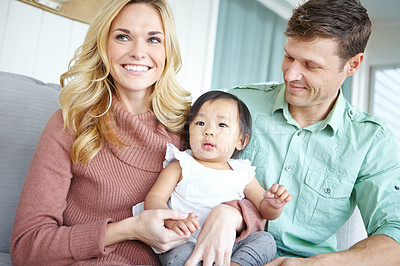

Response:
(0, 71), (61, 265)
(0, 71), (367, 265)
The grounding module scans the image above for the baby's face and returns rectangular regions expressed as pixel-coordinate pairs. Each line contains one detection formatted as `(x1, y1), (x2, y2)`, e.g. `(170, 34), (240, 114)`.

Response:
(189, 98), (243, 166)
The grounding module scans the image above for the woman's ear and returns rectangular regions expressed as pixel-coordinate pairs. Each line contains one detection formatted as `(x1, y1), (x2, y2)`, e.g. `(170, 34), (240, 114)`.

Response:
(236, 134), (250, 151)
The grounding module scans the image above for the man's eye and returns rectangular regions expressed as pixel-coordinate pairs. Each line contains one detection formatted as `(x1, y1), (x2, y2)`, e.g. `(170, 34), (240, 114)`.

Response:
(306, 63), (318, 70)
(196, 121), (205, 126)
(284, 54), (294, 61)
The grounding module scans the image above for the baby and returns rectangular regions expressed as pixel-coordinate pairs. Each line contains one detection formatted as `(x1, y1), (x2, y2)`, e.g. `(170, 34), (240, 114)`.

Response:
(145, 90), (292, 265)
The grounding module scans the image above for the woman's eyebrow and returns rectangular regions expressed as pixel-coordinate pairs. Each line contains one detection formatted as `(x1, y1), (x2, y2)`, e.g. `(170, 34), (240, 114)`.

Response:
(113, 28), (130, 34)
(148, 31), (164, 36)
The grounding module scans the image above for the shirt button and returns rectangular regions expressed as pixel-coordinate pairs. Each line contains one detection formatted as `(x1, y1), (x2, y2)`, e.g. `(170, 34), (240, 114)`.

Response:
(285, 166), (291, 171)
(297, 131), (302, 136)
(324, 188), (331, 194)
(395, 185), (400, 191)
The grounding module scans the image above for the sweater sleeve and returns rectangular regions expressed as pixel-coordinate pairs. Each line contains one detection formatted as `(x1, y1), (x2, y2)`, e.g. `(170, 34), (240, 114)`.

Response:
(10, 110), (116, 266)
(223, 199), (266, 241)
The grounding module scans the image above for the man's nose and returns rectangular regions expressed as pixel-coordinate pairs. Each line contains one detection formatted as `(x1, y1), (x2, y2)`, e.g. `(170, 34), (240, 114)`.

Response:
(284, 61), (303, 81)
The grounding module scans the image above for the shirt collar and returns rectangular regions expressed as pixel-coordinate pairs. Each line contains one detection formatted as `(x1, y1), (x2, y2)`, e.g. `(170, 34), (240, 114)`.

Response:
(272, 85), (345, 135)
(271, 84), (288, 115)
(323, 89), (345, 135)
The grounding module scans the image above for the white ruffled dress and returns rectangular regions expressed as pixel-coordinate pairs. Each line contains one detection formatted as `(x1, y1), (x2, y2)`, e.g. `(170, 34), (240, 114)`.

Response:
(164, 143), (255, 243)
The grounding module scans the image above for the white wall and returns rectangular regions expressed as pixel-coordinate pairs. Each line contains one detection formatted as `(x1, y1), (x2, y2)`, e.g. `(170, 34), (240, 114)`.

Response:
(0, 0), (89, 84)
(368, 23), (400, 67)
(351, 22), (400, 112)
(169, 0), (220, 100)
(0, 0), (219, 99)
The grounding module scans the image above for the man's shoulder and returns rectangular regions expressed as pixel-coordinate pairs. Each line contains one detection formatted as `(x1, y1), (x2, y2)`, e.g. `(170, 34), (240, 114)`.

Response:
(229, 82), (283, 105)
(228, 82), (283, 113)
(229, 82), (283, 94)
(345, 104), (391, 137)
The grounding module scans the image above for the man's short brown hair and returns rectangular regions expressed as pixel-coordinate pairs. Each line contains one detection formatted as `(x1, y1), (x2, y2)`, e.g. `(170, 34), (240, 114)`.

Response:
(285, 0), (372, 64)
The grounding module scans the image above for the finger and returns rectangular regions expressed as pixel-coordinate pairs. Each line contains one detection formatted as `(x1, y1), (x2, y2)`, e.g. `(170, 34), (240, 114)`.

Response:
(285, 194), (293, 202)
(275, 185), (286, 197)
(185, 250), (202, 266)
(269, 183), (279, 193)
(202, 255), (215, 266)
(277, 190), (290, 202)
(224, 249), (232, 266)
(213, 247), (227, 266)
(177, 222), (191, 235)
(185, 221), (198, 234)
(214, 253), (225, 266)
(264, 190), (275, 199)
(172, 225), (184, 236)
(187, 216), (201, 229)
(265, 256), (284, 266)
(156, 209), (189, 221)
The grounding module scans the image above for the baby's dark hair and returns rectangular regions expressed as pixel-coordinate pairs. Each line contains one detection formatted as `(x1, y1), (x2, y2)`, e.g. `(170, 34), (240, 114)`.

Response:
(185, 90), (252, 159)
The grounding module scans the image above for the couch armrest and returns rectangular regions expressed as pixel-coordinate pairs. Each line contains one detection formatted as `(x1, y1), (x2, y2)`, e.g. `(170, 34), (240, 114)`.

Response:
(0, 71), (61, 255)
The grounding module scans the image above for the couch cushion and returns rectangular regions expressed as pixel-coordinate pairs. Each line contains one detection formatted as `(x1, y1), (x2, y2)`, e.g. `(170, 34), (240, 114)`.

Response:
(0, 71), (60, 255)
(0, 253), (11, 265)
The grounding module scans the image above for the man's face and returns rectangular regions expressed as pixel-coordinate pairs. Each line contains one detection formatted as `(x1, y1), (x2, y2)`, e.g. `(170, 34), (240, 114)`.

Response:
(282, 37), (349, 111)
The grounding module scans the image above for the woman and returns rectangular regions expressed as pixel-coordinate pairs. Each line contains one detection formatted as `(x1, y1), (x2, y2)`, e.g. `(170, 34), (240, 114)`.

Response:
(11, 0), (263, 265)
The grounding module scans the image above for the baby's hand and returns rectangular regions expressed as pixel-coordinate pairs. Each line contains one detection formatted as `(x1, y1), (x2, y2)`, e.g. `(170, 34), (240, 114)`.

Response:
(164, 212), (200, 236)
(263, 183), (292, 209)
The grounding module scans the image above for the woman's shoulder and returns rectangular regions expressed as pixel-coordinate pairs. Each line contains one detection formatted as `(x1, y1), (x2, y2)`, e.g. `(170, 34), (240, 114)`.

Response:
(41, 109), (75, 143)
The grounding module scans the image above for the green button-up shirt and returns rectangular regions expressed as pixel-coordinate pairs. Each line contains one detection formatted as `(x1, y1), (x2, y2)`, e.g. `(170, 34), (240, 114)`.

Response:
(230, 83), (400, 257)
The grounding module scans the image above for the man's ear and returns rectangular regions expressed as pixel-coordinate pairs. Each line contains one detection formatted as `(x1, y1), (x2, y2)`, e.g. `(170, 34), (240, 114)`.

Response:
(347, 53), (364, 76)
(236, 134), (250, 151)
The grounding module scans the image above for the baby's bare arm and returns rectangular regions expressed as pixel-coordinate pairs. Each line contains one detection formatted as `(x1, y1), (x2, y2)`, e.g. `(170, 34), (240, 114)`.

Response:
(244, 179), (292, 220)
(144, 161), (182, 211)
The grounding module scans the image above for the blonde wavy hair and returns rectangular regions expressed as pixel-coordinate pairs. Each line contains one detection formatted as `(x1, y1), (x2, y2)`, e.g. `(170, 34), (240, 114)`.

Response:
(59, 0), (191, 164)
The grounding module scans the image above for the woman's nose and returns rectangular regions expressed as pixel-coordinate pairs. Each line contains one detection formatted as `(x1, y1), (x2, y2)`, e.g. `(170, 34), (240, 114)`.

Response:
(130, 40), (146, 59)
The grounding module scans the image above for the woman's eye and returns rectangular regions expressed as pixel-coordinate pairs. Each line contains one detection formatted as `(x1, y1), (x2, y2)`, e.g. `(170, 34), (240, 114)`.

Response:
(149, 37), (161, 44)
(196, 121), (205, 126)
(116, 34), (129, 41)
(218, 123), (227, 128)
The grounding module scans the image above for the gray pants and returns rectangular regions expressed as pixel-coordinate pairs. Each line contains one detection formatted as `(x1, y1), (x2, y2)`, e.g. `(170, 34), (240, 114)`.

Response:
(159, 231), (276, 266)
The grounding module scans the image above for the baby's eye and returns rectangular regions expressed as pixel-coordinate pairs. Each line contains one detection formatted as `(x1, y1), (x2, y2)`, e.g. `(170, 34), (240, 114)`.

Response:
(218, 123), (228, 128)
(196, 121), (205, 126)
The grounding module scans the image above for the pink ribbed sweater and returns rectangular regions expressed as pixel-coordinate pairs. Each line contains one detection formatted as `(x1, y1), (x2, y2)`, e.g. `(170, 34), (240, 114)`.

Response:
(11, 99), (264, 265)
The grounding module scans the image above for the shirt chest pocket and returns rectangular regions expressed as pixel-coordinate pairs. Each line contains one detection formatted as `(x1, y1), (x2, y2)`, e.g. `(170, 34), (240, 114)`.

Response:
(294, 168), (356, 243)
(305, 169), (354, 199)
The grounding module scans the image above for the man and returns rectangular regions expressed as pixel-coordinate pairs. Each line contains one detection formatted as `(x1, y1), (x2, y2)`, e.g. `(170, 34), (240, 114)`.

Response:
(230, 0), (400, 265)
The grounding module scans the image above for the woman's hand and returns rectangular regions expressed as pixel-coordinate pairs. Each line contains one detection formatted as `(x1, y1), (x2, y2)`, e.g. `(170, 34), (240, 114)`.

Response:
(106, 209), (190, 252)
(185, 204), (243, 266)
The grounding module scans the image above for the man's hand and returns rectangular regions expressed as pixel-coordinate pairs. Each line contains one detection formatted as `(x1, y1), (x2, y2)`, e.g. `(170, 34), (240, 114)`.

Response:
(265, 256), (315, 266)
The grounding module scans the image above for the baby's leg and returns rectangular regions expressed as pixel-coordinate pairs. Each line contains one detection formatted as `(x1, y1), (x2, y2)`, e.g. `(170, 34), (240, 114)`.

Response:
(159, 241), (200, 266)
(231, 231), (276, 266)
